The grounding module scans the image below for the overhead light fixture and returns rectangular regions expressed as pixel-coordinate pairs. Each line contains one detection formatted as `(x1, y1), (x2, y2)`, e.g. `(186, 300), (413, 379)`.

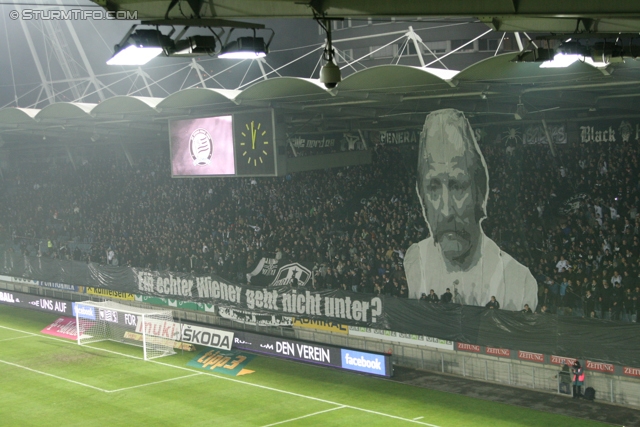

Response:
(108, 24), (273, 64)
(514, 48), (555, 63)
(219, 37), (267, 58)
(583, 57), (610, 68)
(218, 28), (274, 59)
(514, 97), (527, 120)
(107, 28), (172, 65)
(539, 53), (582, 68)
(171, 35), (218, 57)
(517, 39), (639, 69)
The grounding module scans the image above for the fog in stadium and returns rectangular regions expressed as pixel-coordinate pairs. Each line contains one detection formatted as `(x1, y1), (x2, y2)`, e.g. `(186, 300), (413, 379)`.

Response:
(1, 2), (640, 426)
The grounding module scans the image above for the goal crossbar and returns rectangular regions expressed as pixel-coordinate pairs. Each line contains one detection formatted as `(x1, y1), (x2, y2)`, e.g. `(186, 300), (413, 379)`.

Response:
(75, 300), (177, 360)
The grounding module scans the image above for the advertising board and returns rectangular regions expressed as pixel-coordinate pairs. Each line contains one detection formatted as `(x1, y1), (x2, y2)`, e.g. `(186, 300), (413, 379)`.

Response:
(232, 330), (391, 377)
(0, 290), (74, 317)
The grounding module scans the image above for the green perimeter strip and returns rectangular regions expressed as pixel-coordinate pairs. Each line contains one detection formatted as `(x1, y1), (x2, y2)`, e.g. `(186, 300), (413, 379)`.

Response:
(187, 348), (255, 376)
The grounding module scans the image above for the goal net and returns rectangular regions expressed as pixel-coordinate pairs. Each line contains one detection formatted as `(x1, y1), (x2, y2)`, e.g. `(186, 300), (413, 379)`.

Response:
(75, 300), (178, 360)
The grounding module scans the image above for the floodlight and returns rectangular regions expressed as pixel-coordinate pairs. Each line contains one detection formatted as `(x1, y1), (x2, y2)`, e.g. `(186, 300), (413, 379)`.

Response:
(539, 53), (582, 68)
(107, 29), (172, 66)
(219, 36), (268, 58)
(513, 48), (555, 63)
(107, 46), (163, 66)
(171, 36), (218, 57)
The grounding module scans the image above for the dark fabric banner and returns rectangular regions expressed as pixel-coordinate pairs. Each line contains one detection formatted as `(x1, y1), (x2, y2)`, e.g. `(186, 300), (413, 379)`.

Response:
(2, 251), (640, 366)
(245, 257), (314, 288)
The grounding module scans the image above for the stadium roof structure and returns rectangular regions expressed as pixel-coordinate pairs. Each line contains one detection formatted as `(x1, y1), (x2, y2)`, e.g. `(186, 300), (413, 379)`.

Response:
(92, 0), (640, 33)
(0, 0), (639, 153)
(1, 53), (639, 150)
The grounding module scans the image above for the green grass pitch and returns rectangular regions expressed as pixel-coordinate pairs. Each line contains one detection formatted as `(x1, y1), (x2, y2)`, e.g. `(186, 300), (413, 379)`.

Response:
(0, 305), (608, 427)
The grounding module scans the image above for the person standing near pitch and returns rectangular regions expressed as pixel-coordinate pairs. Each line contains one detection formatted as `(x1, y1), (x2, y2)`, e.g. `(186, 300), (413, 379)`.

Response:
(572, 361), (585, 399)
(404, 109), (538, 311)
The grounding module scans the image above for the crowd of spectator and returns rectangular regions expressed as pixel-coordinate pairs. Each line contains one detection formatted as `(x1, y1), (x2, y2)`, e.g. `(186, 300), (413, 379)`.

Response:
(0, 145), (422, 300)
(1, 132), (640, 322)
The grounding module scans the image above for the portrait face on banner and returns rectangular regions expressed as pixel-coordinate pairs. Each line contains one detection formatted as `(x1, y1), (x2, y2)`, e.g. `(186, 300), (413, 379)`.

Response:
(405, 109), (538, 312)
(416, 109), (488, 268)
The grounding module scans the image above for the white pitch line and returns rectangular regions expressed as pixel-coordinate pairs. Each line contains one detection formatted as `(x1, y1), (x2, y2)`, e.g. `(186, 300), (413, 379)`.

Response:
(0, 357), (201, 394)
(0, 326), (201, 394)
(259, 406), (346, 427)
(82, 344), (145, 360)
(0, 335), (36, 342)
(150, 360), (443, 427)
(0, 326), (143, 360)
(108, 373), (203, 393)
(0, 325), (44, 335)
(0, 325), (443, 427)
(414, 416), (424, 420)
(0, 358), (109, 392)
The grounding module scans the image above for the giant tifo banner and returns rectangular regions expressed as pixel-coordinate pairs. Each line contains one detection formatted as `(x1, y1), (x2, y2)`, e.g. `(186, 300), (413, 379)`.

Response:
(3, 256), (640, 366)
(0, 255), (386, 327)
(404, 110), (539, 312)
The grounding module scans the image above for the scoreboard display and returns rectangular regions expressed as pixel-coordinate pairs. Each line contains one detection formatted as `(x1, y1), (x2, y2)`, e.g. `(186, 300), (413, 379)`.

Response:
(170, 110), (277, 177)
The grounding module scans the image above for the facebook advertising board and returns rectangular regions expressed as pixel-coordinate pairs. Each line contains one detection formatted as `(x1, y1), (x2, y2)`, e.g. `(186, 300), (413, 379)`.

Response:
(232, 330), (391, 377)
(170, 110), (277, 177)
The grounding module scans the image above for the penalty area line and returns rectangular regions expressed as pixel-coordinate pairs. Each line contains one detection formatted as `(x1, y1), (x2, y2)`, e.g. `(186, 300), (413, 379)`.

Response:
(0, 326), (144, 361)
(151, 360), (443, 427)
(0, 325), (201, 394)
(259, 406), (346, 427)
(107, 373), (203, 393)
(0, 325), (441, 426)
(0, 335), (36, 342)
(0, 358), (109, 393)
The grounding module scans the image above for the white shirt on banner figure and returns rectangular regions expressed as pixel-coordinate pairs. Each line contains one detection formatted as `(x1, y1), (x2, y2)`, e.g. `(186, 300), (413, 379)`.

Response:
(404, 109), (538, 311)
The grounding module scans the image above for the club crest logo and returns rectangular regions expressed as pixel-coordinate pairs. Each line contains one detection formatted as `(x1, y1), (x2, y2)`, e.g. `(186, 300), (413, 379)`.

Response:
(271, 263), (312, 287)
(189, 128), (213, 166)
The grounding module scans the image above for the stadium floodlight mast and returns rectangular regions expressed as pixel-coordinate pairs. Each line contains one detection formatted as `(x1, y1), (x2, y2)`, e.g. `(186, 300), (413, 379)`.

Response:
(75, 300), (178, 361)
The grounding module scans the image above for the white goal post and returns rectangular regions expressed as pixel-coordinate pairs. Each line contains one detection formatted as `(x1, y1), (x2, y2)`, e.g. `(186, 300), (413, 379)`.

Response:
(75, 300), (178, 360)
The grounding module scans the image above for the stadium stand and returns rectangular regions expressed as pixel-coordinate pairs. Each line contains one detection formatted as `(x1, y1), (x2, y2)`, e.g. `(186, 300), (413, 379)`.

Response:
(1, 138), (639, 322)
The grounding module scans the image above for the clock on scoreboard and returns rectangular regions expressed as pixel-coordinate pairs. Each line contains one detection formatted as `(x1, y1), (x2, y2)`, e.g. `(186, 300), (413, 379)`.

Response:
(169, 109), (277, 177)
(233, 111), (276, 176)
